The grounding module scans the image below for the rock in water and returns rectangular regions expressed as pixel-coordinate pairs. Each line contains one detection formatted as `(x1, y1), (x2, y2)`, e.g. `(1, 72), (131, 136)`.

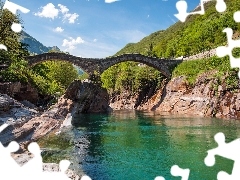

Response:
(64, 80), (110, 114)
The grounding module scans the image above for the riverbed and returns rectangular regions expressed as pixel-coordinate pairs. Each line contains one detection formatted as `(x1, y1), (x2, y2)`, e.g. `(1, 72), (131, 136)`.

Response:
(42, 110), (240, 180)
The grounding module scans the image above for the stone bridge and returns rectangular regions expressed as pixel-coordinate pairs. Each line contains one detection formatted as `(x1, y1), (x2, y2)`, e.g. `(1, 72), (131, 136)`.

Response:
(25, 53), (183, 78)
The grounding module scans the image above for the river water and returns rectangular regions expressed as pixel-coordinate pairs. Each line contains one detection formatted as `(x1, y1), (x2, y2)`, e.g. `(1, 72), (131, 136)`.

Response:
(66, 110), (240, 180)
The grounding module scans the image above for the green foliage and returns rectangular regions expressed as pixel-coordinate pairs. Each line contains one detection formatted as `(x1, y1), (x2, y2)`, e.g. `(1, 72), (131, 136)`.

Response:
(0, 2), (79, 97)
(172, 56), (239, 90)
(101, 61), (163, 94)
(224, 70), (239, 90)
(1, 59), (28, 82)
(115, 30), (165, 56)
(115, 0), (240, 59)
(31, 60), (79, 94)
(107, 0), (239, 94)
(0, 6), (26, 54)
(232, 47), (240, 58)
(28, 69), (63, 95)
(0, 1), (29, 82)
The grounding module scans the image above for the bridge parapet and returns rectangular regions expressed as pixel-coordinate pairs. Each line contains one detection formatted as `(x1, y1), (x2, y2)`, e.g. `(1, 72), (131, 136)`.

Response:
(25, 52), (182, 78)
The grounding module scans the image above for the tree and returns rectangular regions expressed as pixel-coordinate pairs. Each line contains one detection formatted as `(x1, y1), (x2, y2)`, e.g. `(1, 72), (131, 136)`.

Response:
(0, 1), (28, 55)
(0, 1), (78, 96)
(0, 1), (29, 82)
(32, 61), (79, 89)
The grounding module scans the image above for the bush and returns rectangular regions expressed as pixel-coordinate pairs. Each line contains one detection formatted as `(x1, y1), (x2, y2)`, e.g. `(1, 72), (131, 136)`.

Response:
(172, 56), (239, 90)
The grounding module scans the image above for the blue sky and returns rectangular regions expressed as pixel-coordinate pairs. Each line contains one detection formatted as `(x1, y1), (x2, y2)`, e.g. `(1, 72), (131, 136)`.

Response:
(12, 0), (200, 58)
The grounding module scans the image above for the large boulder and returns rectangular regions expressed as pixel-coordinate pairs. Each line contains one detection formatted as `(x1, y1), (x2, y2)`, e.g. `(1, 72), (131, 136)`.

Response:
(64, 80), (110, 113)
(0, 93), (71, 150)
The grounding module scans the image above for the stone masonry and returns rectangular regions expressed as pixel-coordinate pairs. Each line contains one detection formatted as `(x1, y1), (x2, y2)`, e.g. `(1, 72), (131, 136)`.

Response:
(25, 53), (183, 78)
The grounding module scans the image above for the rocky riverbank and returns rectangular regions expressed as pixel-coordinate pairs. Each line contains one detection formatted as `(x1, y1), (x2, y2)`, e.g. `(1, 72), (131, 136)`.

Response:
(0, 79), (110, 179)
(154, 74), (240, 119)
(0, 80), (110, 145)
(0, 93), (82, 179)
(110, 73), (240, 120)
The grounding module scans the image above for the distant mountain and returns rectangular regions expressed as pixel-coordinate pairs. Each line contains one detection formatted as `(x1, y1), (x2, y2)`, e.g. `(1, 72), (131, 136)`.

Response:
(20, 31), (60, 55)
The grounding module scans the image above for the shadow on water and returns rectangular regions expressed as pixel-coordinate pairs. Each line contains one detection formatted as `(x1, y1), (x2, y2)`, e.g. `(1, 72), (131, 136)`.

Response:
(73, 113), (107, 157)
(72, 113), (110, 180)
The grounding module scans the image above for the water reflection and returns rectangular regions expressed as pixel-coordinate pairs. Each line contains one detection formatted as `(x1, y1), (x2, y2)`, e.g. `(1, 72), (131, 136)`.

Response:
(72, 111), (240, 180)
(72, 113), (109, 179)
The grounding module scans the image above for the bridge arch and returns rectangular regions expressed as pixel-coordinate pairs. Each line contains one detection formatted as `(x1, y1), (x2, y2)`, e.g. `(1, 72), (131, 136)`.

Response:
(25, 53), (183, 78)
(97, 54), (180, 78)
(25, 53), (100, 75)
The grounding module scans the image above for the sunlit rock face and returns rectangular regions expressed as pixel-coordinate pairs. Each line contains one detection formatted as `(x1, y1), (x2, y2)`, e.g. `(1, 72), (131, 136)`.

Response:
(155, 73), (240, 119)
(108, 72), (240, 120)
(156, 75), (214, 116)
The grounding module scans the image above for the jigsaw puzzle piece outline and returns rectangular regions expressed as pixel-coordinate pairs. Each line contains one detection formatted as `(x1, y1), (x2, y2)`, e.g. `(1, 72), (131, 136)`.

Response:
(171, 165), (190, 180)
(216, 28), (240, 78)
(204, 132), (240, 180)
(175, 0), (226, 22)
(215, 0), (227, 12)
(154, 164), (190, 180)
(0, 140), (21, 179)
(3, 0), (30, 33)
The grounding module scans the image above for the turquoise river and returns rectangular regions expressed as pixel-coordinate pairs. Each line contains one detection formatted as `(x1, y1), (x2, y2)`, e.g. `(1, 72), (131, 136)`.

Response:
(43, 110), (240, 180)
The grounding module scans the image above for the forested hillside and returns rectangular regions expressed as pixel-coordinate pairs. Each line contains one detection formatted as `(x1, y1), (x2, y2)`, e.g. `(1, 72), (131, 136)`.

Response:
(101, 0), (240, 94)
(116, 0), (239, 58)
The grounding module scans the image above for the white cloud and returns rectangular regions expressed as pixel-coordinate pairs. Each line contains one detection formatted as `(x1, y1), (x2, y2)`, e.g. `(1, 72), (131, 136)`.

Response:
(35, 3), (79, 24)
(93, 39), (97, 42)
(63, 13), (79, 24)
(62, 37), (85, 51)
(105, 0), (119, 3)
(58, 4), (69, 14)
(53, 27), (64, 32)
(58, 4), (79, 24)
(34, 3), (59, 19)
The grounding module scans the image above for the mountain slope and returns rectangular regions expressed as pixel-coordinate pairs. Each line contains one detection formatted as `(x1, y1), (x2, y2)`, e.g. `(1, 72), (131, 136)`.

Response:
(20, 31), (60, 55)
(115, 30), (165, 56)
(115, 0), (239, 58)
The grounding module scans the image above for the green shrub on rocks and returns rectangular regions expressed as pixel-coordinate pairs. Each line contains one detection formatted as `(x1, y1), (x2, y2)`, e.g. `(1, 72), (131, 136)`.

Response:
(172, 56), (239, 90)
